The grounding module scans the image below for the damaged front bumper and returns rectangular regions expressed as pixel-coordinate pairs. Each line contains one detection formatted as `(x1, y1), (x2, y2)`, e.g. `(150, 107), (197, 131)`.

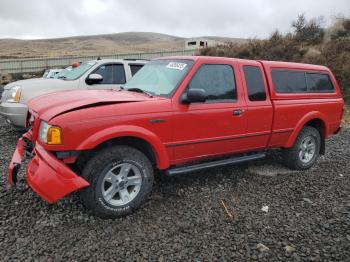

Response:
(8, 134), (89, 203)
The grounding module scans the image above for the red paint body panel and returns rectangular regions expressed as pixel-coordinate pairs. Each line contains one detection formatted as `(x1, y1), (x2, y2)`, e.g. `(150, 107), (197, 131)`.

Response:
(26, 143), (89, 203)
(238, 60), (274, 149)
(170, 58), (249, 163)
(27, 89), (155, 122)
(7, 56), (344, 203)
(8, 131), (32, 185)
(260, 60), (344, 147)
(8, 138), (26, 185)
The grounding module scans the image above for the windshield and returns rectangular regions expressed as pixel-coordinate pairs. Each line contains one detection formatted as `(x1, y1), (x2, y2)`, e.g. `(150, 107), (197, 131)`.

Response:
(124, 59), (194, 97)
(56, 62), (96, 80)
(42, 70), (49, 78)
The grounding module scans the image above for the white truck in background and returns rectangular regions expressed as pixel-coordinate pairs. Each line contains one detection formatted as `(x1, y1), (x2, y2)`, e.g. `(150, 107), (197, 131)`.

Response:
(0, 59), (147, 127)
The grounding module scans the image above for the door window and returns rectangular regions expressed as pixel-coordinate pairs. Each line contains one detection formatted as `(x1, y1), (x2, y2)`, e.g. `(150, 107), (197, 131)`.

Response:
(188, 64), (236, 102)
(130, 64), (144, 76)
(112, 64), (126, 84)
(94, 64), (114, 84)
(94, 64), (126, 84)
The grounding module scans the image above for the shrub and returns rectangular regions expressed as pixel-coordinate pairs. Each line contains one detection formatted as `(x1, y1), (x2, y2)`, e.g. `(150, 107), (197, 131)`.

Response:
(291, 14), (325, 44)
(330, 18), (350, 40)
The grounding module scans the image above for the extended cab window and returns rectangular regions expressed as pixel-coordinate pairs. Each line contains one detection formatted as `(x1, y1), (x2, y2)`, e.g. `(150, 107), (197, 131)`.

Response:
(306, 73), (334, 92)
(130, 64), (144, 76)
(94, 64), (126, 85)
(272, 70), (307, 93)
(244, 66), (266, 101)
(188, 64), (236, 102)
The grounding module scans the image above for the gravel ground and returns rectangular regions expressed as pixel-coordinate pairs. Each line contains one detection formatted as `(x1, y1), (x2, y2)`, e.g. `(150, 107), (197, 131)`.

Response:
(0, 116), (349, 261)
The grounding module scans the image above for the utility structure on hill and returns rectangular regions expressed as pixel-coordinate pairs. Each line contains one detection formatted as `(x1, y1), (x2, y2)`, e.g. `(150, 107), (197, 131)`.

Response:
(184, 38), (219, 50)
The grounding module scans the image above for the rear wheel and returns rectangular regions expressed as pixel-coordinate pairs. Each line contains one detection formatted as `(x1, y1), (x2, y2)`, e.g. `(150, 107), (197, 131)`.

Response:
(283, 126), (321, 170)
(80, 145), (154, 218)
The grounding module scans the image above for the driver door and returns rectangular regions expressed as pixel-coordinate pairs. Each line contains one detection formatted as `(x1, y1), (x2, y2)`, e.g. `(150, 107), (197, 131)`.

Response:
(171, 61), (248, 164)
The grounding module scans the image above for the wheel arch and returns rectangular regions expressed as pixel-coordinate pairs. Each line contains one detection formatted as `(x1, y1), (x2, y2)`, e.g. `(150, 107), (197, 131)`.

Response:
(284, 112), (328, 154)
(76, 125), (170, 170)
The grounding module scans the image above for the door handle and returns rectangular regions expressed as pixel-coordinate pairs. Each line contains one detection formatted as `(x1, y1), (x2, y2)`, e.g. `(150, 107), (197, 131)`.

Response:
(233, 109), (243, 116)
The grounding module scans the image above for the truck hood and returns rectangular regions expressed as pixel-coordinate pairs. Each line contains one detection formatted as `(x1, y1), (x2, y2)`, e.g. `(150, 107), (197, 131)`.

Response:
(4, 78), (80, 103)
(4, 78), (59, 90)
(28, 89), (155, 121)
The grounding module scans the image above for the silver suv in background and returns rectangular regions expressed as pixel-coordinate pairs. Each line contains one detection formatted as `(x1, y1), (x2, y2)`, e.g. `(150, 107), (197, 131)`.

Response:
(0, 59), (147, 128)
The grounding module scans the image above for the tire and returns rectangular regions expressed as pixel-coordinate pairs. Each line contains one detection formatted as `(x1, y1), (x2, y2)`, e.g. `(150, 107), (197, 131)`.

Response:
(80, 145), (154, 218)
(283, 126), (321, 170)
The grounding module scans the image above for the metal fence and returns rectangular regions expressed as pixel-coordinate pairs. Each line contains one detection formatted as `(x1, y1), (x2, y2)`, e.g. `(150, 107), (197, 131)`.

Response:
(0, 49), (197, 74)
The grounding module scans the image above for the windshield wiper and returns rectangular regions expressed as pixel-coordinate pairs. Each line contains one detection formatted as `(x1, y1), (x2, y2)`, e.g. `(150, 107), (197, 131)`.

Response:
(58, 75), (67, 80)
(126, 87), (153, 98)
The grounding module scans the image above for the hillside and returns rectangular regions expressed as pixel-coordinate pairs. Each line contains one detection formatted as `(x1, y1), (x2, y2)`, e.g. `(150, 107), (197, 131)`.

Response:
(0, 32), (246, 58)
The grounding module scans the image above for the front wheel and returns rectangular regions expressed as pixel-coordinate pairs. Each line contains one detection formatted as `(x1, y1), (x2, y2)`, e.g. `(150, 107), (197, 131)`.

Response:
(283, 126), (321, 170)
(80, 145), (154, 218)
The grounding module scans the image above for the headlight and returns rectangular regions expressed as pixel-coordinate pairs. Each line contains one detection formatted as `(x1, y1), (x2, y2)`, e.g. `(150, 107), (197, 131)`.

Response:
(6, 86), (21, 103)
(39, 121), (62, 145)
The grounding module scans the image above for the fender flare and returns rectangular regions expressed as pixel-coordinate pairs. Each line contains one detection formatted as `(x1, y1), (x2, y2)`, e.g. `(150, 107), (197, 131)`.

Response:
(284, 111), (328, 148)
(76, 125), (170, 169)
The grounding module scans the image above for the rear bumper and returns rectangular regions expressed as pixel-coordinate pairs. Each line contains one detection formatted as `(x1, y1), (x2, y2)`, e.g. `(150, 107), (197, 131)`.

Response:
(0, 102), (28, 127)
(8, 135), (89, 203)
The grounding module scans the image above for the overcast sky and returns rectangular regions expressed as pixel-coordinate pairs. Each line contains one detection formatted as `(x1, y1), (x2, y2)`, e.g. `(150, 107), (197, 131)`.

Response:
(0, 0), (349, 39)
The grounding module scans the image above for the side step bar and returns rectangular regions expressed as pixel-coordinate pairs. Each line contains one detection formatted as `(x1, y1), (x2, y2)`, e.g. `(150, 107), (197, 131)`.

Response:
(166, 152), (266, 176)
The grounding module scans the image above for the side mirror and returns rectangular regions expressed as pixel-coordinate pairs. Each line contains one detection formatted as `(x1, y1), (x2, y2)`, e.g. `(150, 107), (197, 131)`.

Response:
(86, 74), (103, 85)
(181, 88), (207, 104)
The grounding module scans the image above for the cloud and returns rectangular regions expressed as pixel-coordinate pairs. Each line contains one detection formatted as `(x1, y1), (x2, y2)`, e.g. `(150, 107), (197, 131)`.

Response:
(0, 0), (348, 39)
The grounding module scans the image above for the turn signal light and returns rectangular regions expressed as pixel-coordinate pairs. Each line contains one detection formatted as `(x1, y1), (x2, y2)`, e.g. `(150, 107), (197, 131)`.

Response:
(47, 127), (62, 145)
(14, 89), (21, 102)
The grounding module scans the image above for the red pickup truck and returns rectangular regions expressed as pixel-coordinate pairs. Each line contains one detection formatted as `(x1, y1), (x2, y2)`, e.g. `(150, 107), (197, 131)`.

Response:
(8, 56), (344, 218)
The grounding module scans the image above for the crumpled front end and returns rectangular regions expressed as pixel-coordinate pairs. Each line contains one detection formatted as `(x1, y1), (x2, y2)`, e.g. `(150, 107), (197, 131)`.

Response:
(8, 131), (89, 203)
(8, 132), (32, 185)
(26, 143), (89, 203)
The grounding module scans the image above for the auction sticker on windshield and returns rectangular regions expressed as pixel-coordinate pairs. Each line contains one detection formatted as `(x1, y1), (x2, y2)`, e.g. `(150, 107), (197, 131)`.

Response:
(166, 62), (187, 70)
